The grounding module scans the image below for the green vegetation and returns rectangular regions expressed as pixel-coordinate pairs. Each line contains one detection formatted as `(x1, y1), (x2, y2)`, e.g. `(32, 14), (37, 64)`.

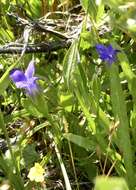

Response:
(0, 0), (136, 189)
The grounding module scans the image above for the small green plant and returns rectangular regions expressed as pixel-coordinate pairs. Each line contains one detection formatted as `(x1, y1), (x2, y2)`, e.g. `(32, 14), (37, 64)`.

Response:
(0, 0), (136, 190)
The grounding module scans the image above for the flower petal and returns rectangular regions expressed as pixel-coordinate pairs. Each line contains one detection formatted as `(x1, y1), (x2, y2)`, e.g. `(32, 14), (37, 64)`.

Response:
(25, 60), (35, 79)
(10, 60), (39, 96)
(27, 163), (44, 182)
(26, 82), (39, 96)
(10, 69), (26, 83)
(107, 45), (114, 52)
(15, 81), (28, 89)
(96, 44), (119, 64)
(96, 44), (107, 54)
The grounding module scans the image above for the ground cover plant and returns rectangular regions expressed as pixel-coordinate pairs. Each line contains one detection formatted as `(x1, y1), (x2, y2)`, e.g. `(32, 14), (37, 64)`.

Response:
(0, 0), (136, 189)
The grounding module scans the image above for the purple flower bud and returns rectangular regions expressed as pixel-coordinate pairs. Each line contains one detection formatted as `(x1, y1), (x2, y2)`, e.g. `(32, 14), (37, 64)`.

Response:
(96, 44), (120, 64)
(10, 60), (39, 96)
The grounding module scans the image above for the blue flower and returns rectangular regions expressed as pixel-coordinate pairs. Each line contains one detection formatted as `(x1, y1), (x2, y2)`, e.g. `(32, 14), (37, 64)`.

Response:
(10, 60), (39, 96)
(96, 44), (120, 64)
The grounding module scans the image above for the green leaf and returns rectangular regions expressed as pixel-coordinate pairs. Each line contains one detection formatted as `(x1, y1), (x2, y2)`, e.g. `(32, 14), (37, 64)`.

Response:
(22, 144), (40, 167)
(102, 0), (123, 8)
(31, 94), (48, 117)
(118, 52), (136, 103)
(94, 177), (129, 190)
(64, 133), (95, 151)
(74, 87), (96, 133)
(92, 74), (101, 105)
(96, 1), (105, 24)
(109, 63), (135, 188)
(60, 93), (74, 112)
(80, 0), (98, 20)
(63, 39), (79, 89)
(21, 98), (43, 118)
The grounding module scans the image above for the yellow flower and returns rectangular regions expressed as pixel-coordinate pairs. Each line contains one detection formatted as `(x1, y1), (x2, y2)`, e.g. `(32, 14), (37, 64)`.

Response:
(27, 163), (45, 182)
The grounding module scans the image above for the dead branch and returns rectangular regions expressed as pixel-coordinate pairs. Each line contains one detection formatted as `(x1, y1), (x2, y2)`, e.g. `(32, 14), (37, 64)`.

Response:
(0, 40), (71, 54)
(0, 12), (82, 55)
